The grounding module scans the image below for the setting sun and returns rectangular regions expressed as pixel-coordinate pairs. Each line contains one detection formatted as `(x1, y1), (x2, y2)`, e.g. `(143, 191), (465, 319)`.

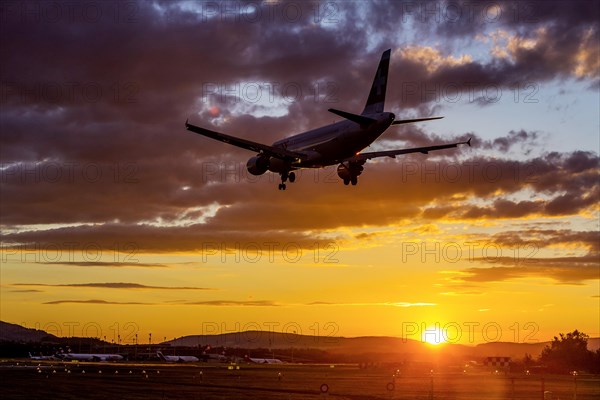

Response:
(422, 326), (447, 346)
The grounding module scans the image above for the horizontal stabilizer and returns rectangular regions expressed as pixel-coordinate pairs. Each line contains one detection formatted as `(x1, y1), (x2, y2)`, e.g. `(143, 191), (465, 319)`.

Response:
(328, 108), (376, 126)
(391, 116), (443, 125)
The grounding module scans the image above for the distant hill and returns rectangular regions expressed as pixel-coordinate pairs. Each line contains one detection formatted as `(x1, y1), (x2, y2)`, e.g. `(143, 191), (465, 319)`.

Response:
(1, 321), (597, 360)
(470, 338), (597, 359)
(164, 330), (600, 361)
(587, 337), (600, 351)
(0, 321), (58, 342)
(164, 331), (432, 351)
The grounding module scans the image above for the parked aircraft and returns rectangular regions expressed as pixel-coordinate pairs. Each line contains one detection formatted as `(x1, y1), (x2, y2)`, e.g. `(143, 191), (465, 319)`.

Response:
(28, 352), (58, 361)
(56, 352), (123, 362)
(156, 351), (199, 363)
(246, 357), (283, 364)
(186, 49), (470, 190)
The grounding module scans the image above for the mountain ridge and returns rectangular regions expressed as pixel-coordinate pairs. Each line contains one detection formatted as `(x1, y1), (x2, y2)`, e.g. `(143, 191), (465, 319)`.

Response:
(2, 321), (598, 360)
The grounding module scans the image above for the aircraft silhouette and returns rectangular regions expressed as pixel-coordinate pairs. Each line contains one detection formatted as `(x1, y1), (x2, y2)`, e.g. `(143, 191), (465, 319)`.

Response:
(186, 49), (470, 190)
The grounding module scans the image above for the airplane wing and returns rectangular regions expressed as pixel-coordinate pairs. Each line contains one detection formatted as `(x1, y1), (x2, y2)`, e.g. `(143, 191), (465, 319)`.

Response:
(346, 138), (471, 163)
(185, 120), (306, 160)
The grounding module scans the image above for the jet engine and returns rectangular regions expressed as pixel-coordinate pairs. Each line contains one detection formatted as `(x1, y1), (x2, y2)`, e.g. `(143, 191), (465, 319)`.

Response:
(246, 155), (270, 175)
(267, 157), (287, 173)
(337, 162), (364, 185)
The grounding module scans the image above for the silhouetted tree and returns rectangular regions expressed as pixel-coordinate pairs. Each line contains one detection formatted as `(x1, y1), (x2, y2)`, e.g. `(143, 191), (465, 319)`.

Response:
(539, 330), (593, 373)
(522, 353), (534, 368)
(592, 349), (600, 374)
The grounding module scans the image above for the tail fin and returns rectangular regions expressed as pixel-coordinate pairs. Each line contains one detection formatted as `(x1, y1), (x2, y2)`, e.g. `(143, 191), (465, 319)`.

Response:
(362, 49), (391, 115)
(156, 351), (165, 360)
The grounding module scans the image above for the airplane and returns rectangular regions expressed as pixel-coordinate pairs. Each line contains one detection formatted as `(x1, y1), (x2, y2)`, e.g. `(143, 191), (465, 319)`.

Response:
(156, 351), (199, 363)
(186, 49), (471, 190)
(28, 352), (58, 361)
(246, 356), (283, 364)
(56, 352), (123, 362)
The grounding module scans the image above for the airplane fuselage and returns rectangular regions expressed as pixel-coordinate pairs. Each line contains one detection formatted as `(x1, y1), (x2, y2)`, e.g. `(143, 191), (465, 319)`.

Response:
(59, 353), (123, 361)
(157, 351), (199, 362)
(162, 355), (199, 362)
(273, 112), (396, 168)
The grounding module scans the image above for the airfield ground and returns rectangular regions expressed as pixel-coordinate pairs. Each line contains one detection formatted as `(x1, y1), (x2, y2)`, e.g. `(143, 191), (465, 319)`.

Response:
(0, 360), (598, 400)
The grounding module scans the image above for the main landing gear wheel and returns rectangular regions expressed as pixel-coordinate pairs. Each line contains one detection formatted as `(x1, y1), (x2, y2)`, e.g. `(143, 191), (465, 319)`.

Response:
(351, 176), (358, 185)
(278, 171), (295, 190)
(343, 178), (350, 186)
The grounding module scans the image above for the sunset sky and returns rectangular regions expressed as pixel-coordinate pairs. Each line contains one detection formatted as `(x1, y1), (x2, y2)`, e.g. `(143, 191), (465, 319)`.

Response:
(1, 0), (598, 346)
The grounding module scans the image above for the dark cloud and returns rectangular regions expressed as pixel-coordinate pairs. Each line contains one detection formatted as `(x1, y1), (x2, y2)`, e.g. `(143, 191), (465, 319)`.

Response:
(13, 282), (215, 290)
(183, 300), (279, 307)
(458, 261), (599, 285)
(489, 229), (600, 253)
(1, 223), (341, 252)
(43, 299), (151, 305)
(444, 228), (600, 285)
(0, 1), (598, 257)
(35, 262), (169, 268)
(1, 148), (597, 251)
(395, 1), (600, 93)
(43, 298), (279, 306)
(304, 301), (436, 307)
(306, 301), (334, 306)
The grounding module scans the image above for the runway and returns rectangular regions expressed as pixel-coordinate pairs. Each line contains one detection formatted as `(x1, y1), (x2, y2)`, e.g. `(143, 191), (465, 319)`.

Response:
(1, 360), (598, 399)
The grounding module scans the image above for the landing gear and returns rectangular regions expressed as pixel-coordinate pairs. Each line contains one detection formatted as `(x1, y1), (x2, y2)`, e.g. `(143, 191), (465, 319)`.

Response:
(337, 162), (363, 187)
(343, 176), (358, 186)
(278, 171), (295, 190)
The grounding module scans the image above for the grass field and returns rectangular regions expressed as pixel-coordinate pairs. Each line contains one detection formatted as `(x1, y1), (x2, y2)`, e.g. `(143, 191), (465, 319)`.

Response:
(0, 361), (598, 399)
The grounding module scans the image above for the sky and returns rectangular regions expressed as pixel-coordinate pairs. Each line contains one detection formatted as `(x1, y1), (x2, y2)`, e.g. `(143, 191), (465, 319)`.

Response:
(0, 0), (598, 347)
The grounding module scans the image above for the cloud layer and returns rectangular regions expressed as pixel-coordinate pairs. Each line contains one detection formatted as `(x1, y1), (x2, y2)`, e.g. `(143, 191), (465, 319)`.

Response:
(0, 1), (598, 320)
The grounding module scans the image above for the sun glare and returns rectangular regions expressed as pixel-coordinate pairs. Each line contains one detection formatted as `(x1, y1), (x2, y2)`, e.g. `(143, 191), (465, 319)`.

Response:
(422, 327), (446, 346)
